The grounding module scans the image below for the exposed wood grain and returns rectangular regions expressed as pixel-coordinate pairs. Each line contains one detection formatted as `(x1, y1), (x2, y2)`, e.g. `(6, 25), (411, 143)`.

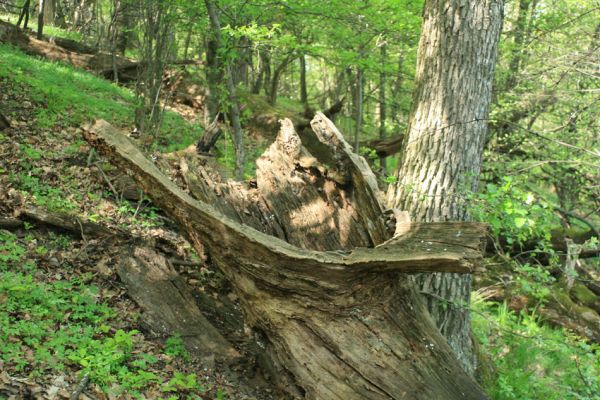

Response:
(82, 119), (489, 400)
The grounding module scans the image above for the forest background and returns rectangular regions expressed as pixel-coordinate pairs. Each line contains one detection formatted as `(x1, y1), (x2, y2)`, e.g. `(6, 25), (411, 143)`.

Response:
(0, 0), (598, 399)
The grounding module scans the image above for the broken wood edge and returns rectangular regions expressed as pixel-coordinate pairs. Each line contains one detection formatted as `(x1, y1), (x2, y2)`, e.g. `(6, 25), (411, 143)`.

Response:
(82, 119), (486, 277)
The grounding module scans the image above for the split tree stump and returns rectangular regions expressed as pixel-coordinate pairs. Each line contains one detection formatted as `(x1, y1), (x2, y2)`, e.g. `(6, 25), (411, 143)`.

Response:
(83, 114), (489, 400)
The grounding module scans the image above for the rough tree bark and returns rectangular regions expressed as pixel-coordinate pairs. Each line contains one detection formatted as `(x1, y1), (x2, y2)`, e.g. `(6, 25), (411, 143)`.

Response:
(83, 115), (490, 400)
(387, 0), (504, 375)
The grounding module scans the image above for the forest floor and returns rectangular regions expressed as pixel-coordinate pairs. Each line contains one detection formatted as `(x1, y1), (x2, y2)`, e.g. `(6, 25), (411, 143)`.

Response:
(0, 28), (599, 400)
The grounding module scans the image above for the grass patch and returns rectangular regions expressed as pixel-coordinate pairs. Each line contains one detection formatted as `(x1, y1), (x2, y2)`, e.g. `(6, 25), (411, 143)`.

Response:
(0, 43), (202, 150)
(472, 296), (600, 400)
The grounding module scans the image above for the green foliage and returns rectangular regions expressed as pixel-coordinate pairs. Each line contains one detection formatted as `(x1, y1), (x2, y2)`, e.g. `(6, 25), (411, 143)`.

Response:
(162, 372), (204, 393)
(10, 171), (77, 213)
(469, 176), (559, 246)
(0, 44), (200, 151)
(473, 298), (600, 400)
(164, 333), (191, 361)
(0, 231), (215, 398)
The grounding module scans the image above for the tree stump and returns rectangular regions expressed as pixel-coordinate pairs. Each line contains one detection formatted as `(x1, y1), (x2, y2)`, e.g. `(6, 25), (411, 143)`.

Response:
(83, 115), (489, 400)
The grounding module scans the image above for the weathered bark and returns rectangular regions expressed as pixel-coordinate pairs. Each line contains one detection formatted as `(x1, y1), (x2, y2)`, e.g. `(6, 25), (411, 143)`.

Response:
(43, 0), (55, 26)
(15, 206), (118, 238)
(387, 0), (504, 375)
(83, 117), (489, 399)
(204, 37), (221, 122)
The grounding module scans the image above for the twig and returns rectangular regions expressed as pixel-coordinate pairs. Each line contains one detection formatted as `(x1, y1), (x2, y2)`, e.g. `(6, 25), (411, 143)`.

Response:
(70, 374), (89, 400)
(93, 161), (121, 202)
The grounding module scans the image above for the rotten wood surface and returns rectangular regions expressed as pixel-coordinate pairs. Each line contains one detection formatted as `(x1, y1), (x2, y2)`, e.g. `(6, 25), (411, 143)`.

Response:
(116, 246), (239, 364)
(83, 117), (489, 400)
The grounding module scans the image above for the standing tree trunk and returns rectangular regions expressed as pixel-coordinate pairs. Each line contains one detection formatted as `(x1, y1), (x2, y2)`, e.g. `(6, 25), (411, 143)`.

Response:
(387, 0), (504, 375)
(299, 54), (308, 111)
(379, 43), (387, 175)
(389, 52), (403, 124)
(43, 0), (54, 26)
(267, 55), (294, 105)
(354, 67), (364, 152)
(17, 0), (31, 29)
(204, 0), (245, 180)
(37, 0), (45, 39)
(505, 0), (533, 91)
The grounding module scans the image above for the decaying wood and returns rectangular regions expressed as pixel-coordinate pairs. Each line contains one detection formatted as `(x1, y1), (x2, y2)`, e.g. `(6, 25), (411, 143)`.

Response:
(196, 115), (222, 155)
(116, 246), (239, 364)
(83, 117), (489, 399)
(14, 206), (118, 238)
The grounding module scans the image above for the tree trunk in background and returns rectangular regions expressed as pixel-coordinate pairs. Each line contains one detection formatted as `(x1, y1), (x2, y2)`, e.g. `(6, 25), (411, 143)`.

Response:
(17, 0), (31, 29)
(389, 52), (403, 124)
(43, 0), (54, 26)
(354, 67), (363, 152)
(37, 0), (45, 39)
(299, 54), (308, 110)
(379, 44), (387, 175)
(268, 56), (293, 105)
(505, 0), (533, 91)
(205, 37), (221, 123)
(204, 0), (245, 180)
(387, 0), (504, 375)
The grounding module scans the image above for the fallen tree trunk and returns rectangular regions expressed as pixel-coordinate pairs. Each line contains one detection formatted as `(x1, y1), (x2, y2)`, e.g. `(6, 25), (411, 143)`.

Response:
(83, 115), (489, 399)
(362, 133), (405, 158)
(0, 20), (136, 73)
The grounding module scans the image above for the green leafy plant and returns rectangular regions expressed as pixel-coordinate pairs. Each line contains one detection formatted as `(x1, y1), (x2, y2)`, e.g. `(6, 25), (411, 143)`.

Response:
(164, 333), (191, 361)
(472, 295), (600, 400)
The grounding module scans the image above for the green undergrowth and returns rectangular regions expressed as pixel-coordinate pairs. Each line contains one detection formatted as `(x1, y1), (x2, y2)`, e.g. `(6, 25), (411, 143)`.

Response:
(472, 296), (600, 400)
(0, 43), (201, 151)
(0, 230), (222, 398)
(0, 14), (84, 42)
